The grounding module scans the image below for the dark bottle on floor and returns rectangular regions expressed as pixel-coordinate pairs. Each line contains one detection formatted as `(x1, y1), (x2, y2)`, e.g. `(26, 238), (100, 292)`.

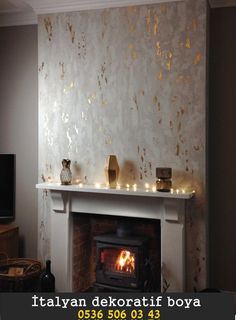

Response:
(39, 260), (55, 292)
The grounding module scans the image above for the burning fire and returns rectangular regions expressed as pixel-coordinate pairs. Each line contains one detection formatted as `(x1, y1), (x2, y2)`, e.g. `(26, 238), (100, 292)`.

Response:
(115, 250), (135, 273)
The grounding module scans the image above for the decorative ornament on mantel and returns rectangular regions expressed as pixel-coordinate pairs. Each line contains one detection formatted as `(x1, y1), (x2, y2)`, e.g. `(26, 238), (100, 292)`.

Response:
(60, 159), (72, 185)
(156, 167), (172, 192)
(104, 155), (120, 188)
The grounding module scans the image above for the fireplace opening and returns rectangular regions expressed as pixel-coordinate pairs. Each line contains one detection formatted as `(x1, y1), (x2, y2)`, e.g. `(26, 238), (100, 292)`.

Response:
(94, 233), (149, 291)
(72, 214), (161, 292)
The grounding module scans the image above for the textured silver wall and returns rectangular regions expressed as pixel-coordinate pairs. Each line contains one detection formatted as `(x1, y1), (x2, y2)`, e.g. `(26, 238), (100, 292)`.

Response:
(38, 0), (207, 290)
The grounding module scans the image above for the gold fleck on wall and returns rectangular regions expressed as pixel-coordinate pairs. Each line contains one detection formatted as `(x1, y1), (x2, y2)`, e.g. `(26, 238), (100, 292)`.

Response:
(146, 9), (151, 33)
(127, 6), (139, 34)
(39, 62), (45, 72)
(186, 37), (191, 49)
(194, 53), (202, 65)
(128, 43), (138, 60)
(153, 15), (159, 35)
(176, 143), (180, 156)
(176, 75), (192, 85)
(156, 41), (161, 57)
(166, 60), (171, 71)
(59, 62), (65, 80)
(158, 70), (163, 81)
(44, 17), (53, 41)
(67, 22), (75, 44)
(191, 18), (198, 31)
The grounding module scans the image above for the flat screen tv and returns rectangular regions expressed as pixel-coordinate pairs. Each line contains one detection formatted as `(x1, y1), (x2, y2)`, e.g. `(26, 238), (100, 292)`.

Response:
(0, 154), (15, 221)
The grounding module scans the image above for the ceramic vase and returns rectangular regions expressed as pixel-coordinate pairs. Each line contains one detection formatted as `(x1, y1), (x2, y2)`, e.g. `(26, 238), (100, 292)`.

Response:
(60, 159), (72, 185)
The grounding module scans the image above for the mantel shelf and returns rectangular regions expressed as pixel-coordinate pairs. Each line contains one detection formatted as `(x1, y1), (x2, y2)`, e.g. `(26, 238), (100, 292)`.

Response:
(36, 182), (194, 200)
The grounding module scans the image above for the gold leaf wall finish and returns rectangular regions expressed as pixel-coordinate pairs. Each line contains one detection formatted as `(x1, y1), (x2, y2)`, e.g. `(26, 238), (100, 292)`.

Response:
(38, 0), (207, 291)
(44, 17), (53, 41)
(67, 22), (75, 44)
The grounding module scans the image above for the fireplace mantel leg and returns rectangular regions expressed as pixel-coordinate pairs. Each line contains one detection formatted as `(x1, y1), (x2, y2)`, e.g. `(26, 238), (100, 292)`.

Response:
(161, 199), (185, 292)
(50, 191), (72, 292)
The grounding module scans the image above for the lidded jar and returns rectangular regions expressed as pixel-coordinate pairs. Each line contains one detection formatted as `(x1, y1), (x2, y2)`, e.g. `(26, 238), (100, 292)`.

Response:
(156, 167), (172, 192)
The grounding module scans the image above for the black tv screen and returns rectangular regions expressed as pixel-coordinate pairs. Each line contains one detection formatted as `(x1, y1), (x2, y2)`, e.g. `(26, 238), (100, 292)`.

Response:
(0, 154), (15, 220)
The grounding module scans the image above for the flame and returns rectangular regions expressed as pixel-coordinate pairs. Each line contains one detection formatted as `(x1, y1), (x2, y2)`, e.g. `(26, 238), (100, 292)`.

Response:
(115, 250), (135, 273)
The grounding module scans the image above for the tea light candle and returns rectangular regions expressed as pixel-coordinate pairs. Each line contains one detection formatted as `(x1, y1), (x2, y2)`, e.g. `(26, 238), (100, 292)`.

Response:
(145, 183), (150, 189)
(116, 184), (121, 190)
(176, 189), (179, 194)
(170, 188), (174, 194)
(126, 184), (130, 190)
(95, 183), (101, 189)
(133, 184), (137, 191)
(152, 186), (156, 192)
(78, 183), (83, 188)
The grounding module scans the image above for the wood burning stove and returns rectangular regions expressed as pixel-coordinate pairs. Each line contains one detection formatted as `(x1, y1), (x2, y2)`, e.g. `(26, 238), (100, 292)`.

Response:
(94, 233), (149, 291)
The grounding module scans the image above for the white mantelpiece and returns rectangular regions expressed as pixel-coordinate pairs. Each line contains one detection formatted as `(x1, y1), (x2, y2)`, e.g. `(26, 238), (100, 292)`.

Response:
(36, 182), (194, 292)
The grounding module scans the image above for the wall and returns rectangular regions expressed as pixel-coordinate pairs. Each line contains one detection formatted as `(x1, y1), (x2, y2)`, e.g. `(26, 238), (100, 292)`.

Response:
(209, 7), (236, 291)
(38, 0), (207, 290)
(0, 25), (38, 258)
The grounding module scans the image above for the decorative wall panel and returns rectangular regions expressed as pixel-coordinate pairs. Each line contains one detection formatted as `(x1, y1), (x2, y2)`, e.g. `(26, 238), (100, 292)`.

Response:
(38, 0), (207, 291)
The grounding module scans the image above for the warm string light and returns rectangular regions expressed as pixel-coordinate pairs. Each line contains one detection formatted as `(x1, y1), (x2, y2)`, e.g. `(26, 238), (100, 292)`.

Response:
(86, 182), (194, 195)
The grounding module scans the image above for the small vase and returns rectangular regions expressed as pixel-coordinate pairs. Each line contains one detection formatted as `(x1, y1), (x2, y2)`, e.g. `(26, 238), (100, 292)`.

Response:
(104, 155), (119, 188)
(60, 159), (72, 185)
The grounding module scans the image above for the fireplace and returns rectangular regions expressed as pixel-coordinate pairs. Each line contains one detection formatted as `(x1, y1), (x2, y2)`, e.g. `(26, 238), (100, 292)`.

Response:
(36, 182), (193, 292)
(73, 215), (160, 292)
(94, 232), (149, 291)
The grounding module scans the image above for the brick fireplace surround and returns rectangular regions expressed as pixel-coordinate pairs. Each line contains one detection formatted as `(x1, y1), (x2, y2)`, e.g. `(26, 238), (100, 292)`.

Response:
(36, 183), (193, 292)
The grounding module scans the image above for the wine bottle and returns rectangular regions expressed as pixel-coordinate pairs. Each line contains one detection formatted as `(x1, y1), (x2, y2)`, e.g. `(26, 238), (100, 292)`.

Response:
(39, 260), (55, 292)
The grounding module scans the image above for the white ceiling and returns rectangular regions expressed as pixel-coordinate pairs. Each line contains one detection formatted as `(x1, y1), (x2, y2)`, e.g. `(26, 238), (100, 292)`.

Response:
(0, 0), (236, 27)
